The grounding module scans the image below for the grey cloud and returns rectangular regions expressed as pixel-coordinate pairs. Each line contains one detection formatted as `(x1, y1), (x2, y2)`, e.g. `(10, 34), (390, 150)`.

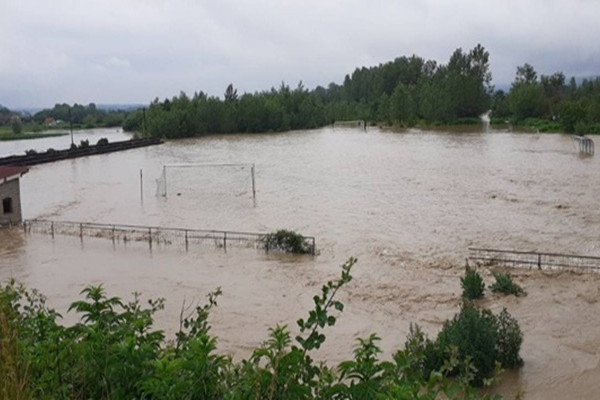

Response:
(1, 0), (599, 107)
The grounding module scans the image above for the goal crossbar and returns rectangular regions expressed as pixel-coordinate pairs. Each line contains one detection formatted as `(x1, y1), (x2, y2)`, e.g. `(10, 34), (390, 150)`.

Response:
(157, 163), (256, 205)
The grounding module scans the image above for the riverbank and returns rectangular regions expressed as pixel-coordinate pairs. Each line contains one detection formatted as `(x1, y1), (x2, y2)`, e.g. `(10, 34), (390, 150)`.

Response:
(0, 131), (67, 141)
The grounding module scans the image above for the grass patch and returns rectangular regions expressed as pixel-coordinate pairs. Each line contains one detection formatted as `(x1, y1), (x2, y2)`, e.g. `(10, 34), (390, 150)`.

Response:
(0, 132), (67, 141)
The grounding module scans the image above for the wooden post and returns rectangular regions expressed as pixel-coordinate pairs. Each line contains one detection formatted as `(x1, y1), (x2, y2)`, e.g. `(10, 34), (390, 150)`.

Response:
(312, 237), (316, 255)
(51, 221), (54, 238)
(223, 232), (227, 250)
(537, 254), (542, 270)
(80, 223), (83, 239)
(140, 169), (143, 202)
(251, 164), (256, 206)
(185, 230), (189, 251)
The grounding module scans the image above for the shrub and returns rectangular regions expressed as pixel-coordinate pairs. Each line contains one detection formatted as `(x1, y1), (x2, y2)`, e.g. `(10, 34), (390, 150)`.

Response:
(96, 137), (109, 146)
(494, 308), (524, 369)
(490, 272), (524, 296)
(461, 266), (485, 300)
(70, 143), (78, 150)
(46, 148), (56, 153)
(436, 305), (498, 385)
(24, 149), (37, 156)
(79, 139), (89, 148)
(261, 229), (313, 254)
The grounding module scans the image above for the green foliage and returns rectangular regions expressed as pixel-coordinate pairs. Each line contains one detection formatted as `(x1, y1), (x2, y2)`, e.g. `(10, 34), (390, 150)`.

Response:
(78, 139), (89, 149)
(494, 309), (524, 369)
(261, 229), (314, 254)
(490, 273), (524, 296)
(436, 305), (499, 386)
(32, 103), (130, 129)
(24, 149), (37, 155)
(461, 266), (485, 300)
(96, 137), (109, 146)
(10, 115), (23, 134)
(0, 257), (519, 399)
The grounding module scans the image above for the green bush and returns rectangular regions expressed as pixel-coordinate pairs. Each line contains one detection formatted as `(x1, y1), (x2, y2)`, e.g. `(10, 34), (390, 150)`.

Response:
(436, 305), (498, 385)
(79, 139), (89, 148)
(461, 266), (485, 300)
(24, 149), (37, 155)
(490, 272), (524, 296)
(494, 308), (524, 369)
(261, 229), (314, 254)
(0, 257), (515, 399)
(96, 137), (109, 146)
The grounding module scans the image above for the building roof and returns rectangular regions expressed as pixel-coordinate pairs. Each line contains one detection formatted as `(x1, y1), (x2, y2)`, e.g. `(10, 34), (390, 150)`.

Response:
(0, 166), (29, 182)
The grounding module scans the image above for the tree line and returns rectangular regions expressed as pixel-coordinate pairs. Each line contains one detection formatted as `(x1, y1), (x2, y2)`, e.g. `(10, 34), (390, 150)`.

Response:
(124, 44), (496, 137)
(124, 44), (600, 137)
(0, 103), (131, 135)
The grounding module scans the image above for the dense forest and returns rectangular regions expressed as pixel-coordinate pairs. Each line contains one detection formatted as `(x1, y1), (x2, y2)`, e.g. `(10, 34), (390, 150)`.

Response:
(3, 44), (600, 137)
(122, 44), (600, 137)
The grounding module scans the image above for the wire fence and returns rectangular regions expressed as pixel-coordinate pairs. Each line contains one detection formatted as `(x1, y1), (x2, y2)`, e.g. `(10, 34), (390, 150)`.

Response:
(23, 219), (316, 255)
(468, 247), (600, 271)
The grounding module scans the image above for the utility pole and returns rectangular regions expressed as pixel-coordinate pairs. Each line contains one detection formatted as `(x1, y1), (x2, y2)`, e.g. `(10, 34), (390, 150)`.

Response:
(68, 106), (74, 147)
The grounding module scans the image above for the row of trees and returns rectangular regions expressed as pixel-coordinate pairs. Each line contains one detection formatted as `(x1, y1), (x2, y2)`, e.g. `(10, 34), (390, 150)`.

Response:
(127, 43), (600, 137)
(32, 103), (128, 129)
(493, 63), (600, 133)
(124, 45), (495, 136)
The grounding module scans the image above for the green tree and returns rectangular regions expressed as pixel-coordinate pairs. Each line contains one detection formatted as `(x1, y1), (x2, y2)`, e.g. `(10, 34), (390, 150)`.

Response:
(10, 115), (22, 134)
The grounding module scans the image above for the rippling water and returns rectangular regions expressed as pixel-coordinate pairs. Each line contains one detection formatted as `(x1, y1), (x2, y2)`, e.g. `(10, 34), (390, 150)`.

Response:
(1, 126), (599, 398)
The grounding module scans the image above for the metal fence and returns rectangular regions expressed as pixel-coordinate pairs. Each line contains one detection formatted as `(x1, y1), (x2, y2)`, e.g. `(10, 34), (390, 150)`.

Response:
(23, 219), (316, 255)
(468, 247), (600, 271)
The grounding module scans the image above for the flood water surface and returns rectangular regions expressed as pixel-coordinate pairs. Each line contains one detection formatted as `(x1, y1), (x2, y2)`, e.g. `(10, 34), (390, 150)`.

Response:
(1, 127), (600, 399)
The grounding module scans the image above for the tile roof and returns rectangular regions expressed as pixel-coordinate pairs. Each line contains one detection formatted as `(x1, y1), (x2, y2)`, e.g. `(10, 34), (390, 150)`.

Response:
(0, 166), (29, 181)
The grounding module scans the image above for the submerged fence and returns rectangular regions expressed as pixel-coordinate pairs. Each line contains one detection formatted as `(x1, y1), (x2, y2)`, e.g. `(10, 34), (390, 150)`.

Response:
(23, 219), (316, 255)
(468, 247), (600, 271)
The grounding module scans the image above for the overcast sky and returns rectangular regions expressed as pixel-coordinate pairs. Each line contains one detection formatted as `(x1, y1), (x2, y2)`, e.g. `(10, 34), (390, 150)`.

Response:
(2, 0), (599, 108)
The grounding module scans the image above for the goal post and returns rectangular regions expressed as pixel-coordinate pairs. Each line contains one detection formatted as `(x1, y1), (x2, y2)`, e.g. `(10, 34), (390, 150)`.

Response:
(155, 163), (256, 205)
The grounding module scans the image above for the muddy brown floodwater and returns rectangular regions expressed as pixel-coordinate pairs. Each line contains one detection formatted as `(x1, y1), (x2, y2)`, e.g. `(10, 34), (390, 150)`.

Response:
(1, 127), (600, 399)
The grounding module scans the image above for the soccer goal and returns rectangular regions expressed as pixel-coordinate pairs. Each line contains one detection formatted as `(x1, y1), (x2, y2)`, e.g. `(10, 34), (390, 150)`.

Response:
(155, 163), (256, 205)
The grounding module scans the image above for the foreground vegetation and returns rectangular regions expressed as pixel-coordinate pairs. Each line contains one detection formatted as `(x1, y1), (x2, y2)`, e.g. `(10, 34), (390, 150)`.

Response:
(0, 258), (523, 399)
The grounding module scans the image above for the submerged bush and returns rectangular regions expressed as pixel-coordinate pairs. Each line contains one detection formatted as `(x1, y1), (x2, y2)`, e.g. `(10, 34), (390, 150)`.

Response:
(461, 266), (485, 300)
(491, 272), (524, 296)
(96, 137), (109, 146)
(261, 229), (314, 254)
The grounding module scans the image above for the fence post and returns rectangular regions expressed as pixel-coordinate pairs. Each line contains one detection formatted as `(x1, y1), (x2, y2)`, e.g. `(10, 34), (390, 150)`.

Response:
(79, 223), (83, 239)
(51, 222), (54, 238)
(537, 254), (541, 270)
(223, 232), (227, 250)
(22, 221), (26, 234)
(148, 228), (152, 248)
(312, 237), (316, 255)
(185, 230), (188, 251)
(112, 225), (115, 243)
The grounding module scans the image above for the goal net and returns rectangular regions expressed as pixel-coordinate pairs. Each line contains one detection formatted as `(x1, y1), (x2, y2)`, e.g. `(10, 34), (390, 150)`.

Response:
(155, 163), (256, 204)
